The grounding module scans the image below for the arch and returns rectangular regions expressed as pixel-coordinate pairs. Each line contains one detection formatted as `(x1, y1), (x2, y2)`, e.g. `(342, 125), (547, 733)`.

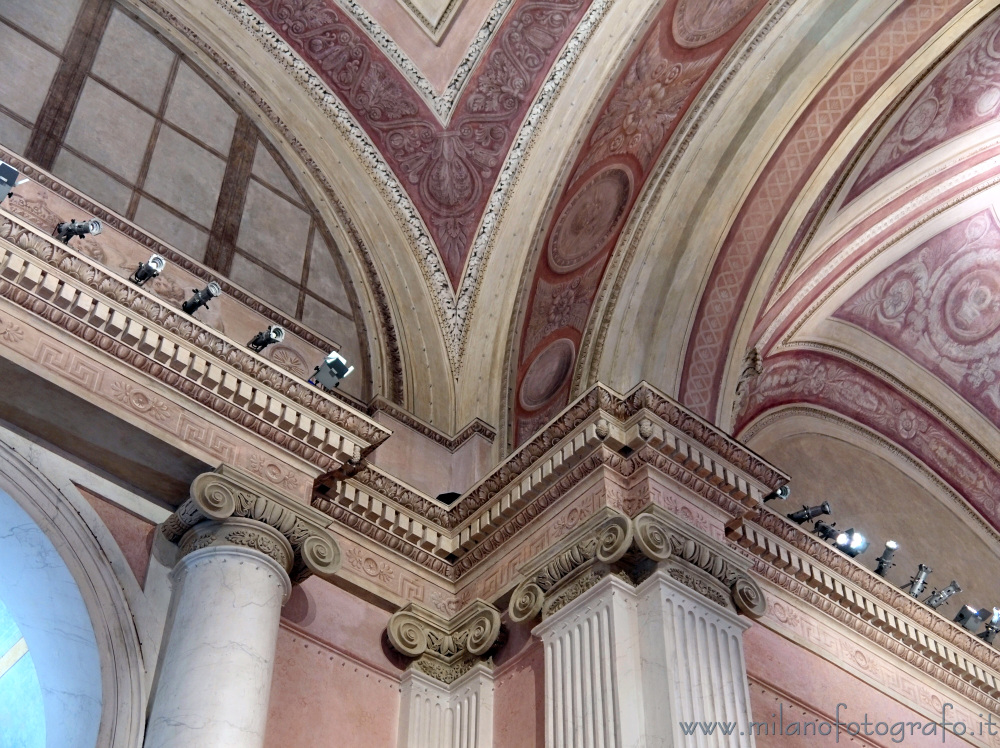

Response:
(0, 443), (145, 747)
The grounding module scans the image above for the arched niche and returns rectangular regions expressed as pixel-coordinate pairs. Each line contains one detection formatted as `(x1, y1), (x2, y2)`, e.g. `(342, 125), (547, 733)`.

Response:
(0, 443), (145, 747)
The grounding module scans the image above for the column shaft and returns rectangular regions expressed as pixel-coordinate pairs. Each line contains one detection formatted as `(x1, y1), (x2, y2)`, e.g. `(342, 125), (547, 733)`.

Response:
(144, 545), (291, 748)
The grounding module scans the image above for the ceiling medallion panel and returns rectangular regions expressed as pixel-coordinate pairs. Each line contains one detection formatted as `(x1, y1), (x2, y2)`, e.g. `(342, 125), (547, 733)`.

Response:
(837, 210), (1000, 422)
(672, 0), (759, 49)
(846, 10), (1000, 204)
(519, 337), (577, 411)
(549, 167), (633, 274)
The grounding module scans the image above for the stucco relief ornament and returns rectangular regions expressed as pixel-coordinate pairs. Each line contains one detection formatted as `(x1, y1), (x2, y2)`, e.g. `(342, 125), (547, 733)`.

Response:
(387, 601), (502, 683)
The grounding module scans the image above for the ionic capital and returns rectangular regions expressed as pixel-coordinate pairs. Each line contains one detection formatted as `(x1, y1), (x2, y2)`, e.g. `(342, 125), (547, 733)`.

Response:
(163, 465), (341, 583)
(387, 600), (502, 684)
(508, 506), (766, 622)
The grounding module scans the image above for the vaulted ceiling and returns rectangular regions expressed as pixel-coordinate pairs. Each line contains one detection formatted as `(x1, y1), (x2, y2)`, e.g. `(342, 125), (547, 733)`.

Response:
(5, 0), (1000, 579)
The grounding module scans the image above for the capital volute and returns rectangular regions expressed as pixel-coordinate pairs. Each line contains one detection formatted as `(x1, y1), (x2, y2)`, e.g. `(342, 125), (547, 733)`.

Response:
(387, 600), (502, 684)
(163, 465), (341, 583)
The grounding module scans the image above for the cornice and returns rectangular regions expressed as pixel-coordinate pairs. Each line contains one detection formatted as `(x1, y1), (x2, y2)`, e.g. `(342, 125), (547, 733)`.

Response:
(729, 507), (1000, 711)
(0, 213), (388, 467)
(312, 382), (786, 580)
(368, 396), (496, 451)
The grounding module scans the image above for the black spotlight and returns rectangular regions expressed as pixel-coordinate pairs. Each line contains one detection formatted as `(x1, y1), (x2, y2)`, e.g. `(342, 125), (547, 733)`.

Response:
(310, 352), (354, 390)
(813, 520), (840, 542)
(129, 254), (165, 286)
(954, 605), (988, 632)
(834, 529), (869, 558)
(978, 609), (1000, 644)
(55, 218), (102, 244)
(874, 541), (898, 577)
(787, 502), (831, 524)
(905, 564), (932, 597)
(248, 325), (285, 353)
(763, 485), (790, 503)
(182, 281), (221, 315)
(924, 581), (961, 610)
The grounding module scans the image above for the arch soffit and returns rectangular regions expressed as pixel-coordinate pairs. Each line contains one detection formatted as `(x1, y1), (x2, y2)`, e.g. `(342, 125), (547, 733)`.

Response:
(0, 437), (147, 748)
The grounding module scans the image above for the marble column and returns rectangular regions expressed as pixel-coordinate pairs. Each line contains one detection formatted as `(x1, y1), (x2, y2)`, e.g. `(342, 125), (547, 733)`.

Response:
(388, 601), (502, 748)
(145, 467), (343, 748)
(145, 519), (292, 748)
(509, 506), (765, 748)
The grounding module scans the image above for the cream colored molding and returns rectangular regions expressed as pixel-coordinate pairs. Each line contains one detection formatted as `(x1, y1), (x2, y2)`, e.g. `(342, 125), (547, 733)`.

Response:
(163, 467), (342, 583)
(508, 505), (766, 622)
(397, 664), (495, 748)
(729, 508), (1000, 712)
(387, 599), (502, 683)
(314, 382), (786, 580)
(0, 213), (388, 470)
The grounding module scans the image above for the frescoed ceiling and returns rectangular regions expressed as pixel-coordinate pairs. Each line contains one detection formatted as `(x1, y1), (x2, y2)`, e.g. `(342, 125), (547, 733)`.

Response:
(7, 0), (1000, 550)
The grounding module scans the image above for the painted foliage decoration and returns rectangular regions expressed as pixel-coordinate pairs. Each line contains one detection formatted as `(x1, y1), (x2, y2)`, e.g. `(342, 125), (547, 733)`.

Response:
(846, 10), (1000, 203)
(512, 0), (764, 445)
(838, 210), (1000, 422)
(247, 0), (590, 286)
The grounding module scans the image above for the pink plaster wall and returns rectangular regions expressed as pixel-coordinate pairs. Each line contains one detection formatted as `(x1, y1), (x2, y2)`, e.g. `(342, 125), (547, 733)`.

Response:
(75, 483), (155, 586)
(744, 623), (986, 747)
(493, 620), (545, 748)
(265, 579), (404, 748)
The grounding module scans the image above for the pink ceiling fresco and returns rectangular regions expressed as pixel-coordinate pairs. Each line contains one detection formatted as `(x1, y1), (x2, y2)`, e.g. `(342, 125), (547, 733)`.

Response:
(735, 351), (1000, 531)
(844, 12), (1000, 204)
(677, 0), (968, 423)
(511, 0), (765, 445)
(247, 0), (591, 287)
(836, 209), (1000, 425)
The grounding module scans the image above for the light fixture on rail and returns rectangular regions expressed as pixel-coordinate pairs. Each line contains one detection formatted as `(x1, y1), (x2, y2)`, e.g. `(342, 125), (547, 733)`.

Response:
(834, 528), (869, 557)
(874, 541), (898, 577)
(310, 351), (354, 390)
(812, 520), (840, 542)
(0, 161), (27, 203)
(905, 564), (932, 597)
(182, 281), (221, 315)
(248, 325), (285, 353)
(55, 218), (102, 244)
(978, 609), (1000, 644)
(924, 581), (962, 610)
(787, 502), (831, 525)
(762, 485), (790, 503)
(954, 605), (988, 632)
(129, 254), (165, 286)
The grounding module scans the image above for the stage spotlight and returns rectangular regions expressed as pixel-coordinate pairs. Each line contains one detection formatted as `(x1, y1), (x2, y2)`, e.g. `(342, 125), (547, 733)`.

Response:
(905, 564), (932, 597)
(978, 609), (1000, 644)
(787, 502), (831, 524)
(310, 351), (354, 390)
(924, 581), (961, 610)
(954, 605), (988, 632)
(182, 281), (221, 315)
(248, 325), (285, 353)
(763, 485), (790, 503)
(129, 254), (165, 286)
(874, 541), (898, 577)
(0, 161), (27, 202)
(834, 529), (869, 557)
(813, 520), (839, 542)
(55, 218), (102, 244)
